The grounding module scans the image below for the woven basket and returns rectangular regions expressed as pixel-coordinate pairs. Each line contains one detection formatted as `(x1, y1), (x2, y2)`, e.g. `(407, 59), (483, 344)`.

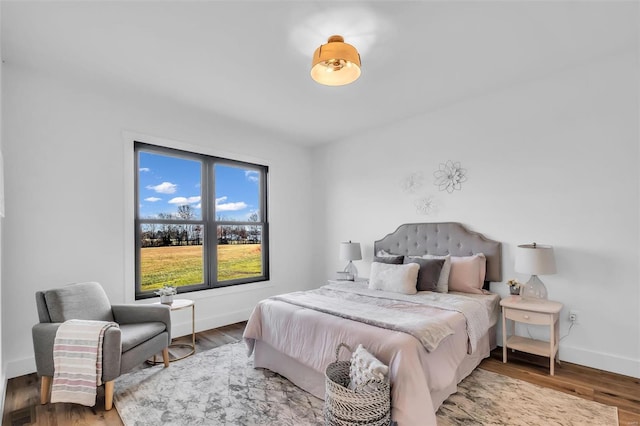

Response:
(324, 343), (391, 426)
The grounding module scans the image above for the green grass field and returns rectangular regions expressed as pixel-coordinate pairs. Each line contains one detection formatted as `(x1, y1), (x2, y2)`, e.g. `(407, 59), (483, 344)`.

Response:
(140, 244), (262, 292)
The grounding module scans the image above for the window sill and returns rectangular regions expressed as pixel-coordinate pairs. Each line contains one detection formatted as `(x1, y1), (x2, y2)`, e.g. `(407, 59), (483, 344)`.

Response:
(183, 280), (274, 301)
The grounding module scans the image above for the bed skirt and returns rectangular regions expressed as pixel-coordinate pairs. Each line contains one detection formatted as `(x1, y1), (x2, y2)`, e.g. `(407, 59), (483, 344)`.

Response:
(253, 324), (496, 417)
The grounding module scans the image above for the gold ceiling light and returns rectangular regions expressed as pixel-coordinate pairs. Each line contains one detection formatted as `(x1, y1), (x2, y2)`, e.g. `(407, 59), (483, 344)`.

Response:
(310, 35), (361, 86)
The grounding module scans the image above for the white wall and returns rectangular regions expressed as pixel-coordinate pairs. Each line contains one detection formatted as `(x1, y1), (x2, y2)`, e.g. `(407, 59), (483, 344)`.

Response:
(2, 65), (314, 378)
(0, 0), (5, 411)
(2, 15), (638, 384)
(311, 52), (640, 378)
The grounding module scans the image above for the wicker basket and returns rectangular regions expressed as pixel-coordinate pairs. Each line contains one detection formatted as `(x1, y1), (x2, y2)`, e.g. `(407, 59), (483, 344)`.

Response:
(324, 343), (391, 426)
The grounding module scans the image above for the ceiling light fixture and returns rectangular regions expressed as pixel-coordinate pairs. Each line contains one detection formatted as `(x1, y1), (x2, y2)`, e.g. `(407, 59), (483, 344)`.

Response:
(311, 35), (361, 86)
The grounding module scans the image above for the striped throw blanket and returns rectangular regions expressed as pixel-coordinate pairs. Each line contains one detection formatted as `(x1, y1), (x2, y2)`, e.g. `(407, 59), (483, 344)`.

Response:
(51, 319), (119, 406)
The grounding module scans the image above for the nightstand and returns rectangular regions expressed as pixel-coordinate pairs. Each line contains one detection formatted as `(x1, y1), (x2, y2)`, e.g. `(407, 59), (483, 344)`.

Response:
(500, 296), (563, 375)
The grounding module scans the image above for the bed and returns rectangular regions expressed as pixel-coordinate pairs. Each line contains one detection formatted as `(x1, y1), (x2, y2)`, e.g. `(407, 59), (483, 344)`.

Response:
(243, 222), (502, 425)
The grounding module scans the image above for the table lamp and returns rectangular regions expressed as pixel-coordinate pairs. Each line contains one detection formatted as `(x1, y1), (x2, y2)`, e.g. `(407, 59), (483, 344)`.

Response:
(339, 241), (362, 281)
(515, 242), (557, 299)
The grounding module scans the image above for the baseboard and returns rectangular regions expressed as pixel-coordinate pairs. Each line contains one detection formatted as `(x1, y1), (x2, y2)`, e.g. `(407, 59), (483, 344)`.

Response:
(6, 356), (35, 380)
(560, 345), (640, 379)
(1, 364), (6, 421)
(171, 307), (252, 338)
(498, 325), (640, 379)
(11, 313), (635, 380)
(6, 309), (253, 380)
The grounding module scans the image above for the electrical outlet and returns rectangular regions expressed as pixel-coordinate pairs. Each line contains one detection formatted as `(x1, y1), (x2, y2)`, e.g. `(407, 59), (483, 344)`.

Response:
(569, 310), (579, 323)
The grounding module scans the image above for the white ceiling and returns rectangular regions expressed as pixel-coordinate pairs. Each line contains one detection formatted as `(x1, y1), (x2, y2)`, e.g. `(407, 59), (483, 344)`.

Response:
(2, 1), (637, 145)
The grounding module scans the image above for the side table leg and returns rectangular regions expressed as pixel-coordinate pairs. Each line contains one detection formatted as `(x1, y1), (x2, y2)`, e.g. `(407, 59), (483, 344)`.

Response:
(502, 310), (507, 363)
(191, 304), (196, 352)
(549, 321), (555, 376)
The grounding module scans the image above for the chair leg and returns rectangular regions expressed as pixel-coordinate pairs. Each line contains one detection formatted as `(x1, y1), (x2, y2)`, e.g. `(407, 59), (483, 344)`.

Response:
(162, 347), (170, 367)
(104, 380), (114, 410)
(40, 376), (52, 404)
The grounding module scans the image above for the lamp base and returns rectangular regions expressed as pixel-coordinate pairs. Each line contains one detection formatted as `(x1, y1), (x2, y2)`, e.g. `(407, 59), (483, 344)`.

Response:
(344, 261), (358, 281)
(521, 275), (548, 299)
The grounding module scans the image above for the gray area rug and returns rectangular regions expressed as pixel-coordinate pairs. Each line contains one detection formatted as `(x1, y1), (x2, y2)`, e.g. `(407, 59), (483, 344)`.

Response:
(114, 342), (618, 426)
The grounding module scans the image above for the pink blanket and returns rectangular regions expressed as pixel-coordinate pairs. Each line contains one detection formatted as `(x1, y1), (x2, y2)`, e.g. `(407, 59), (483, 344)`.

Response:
(51, 319), (119, 406)
(244, 287), (499, 425)
(271, 282), (489, 353)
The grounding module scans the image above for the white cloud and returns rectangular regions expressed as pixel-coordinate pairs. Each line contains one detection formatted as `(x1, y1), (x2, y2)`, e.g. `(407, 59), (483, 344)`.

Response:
(147, 181), (177, 194)
(245, 170), (259, 183)
(139, 167), (150, 172)
(217, 201), (248, 211)
(144, 197), (162, 202)
(168, 195), (201, 205)
(168, 197), (188, 205)
(214, 195), (247, 211)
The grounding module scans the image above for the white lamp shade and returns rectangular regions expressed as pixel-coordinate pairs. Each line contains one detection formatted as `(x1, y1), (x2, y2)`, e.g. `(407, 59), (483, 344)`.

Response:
(515, 244), (557, 275)
(339, 242), (362, 261)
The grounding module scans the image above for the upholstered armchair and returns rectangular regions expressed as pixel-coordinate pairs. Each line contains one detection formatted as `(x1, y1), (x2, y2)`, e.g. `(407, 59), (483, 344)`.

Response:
(32, 282), (171, 410)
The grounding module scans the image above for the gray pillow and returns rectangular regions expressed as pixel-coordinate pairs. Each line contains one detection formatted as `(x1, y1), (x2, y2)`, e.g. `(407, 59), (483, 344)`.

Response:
(403, 258), (445, 291)
(373, 255), (404, 264)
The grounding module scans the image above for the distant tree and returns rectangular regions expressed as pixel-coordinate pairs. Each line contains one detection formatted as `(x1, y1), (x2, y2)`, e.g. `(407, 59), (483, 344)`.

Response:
(146, 223), (158, 246)
(177, 205), (195, 220)
(218, 225), (229, 244)
(177, 205), (195, 245)
(248, 211), (260, 243)
(193, 225), (202, 245)
(158, 213), (174, 246)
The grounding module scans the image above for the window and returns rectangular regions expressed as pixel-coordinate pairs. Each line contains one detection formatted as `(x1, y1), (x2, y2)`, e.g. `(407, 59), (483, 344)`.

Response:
(135, 142), (269, 299)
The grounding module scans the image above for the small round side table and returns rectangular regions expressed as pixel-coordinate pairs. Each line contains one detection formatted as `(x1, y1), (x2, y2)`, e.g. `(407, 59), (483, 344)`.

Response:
(149, 298), (196, 364)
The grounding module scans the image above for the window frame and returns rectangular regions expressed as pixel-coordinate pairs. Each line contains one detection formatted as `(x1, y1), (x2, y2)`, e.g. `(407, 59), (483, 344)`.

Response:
(134, 141), (269, 300)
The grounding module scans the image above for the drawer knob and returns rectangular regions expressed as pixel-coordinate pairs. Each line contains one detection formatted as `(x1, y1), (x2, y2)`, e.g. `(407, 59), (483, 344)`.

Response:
(524, 315), (530, 319)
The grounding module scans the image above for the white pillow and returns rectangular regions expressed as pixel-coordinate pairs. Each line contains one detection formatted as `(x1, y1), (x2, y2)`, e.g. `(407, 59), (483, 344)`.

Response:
(368, 262), (420, 295)
(448, 253), (486, 294)
(348, 344), (388, 392)
(420, 254), (451, 293)
(376, 249), (397, 257)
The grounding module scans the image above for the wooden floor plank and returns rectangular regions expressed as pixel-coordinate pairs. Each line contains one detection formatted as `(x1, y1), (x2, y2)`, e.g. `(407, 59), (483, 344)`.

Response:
(3, 321), (639, 425)
(481, 348), (640, 424)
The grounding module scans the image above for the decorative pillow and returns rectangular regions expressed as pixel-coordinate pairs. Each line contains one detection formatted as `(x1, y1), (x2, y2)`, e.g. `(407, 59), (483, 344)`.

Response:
(376, 249), (400, 257)
(448, 253), (487, 294)
(373, 255), (404, 264)
(348, 344), (388, 392)
(403, 257), (445, 292)
(420, 254), (451, 293)
(368, 262), (420, 295)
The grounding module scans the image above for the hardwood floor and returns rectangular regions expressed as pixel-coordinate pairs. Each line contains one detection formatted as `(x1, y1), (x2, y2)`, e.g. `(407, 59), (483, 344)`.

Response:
(3, 322), (639, 425)
(2, 323), (244, 426)
(480, 348), (640, 426)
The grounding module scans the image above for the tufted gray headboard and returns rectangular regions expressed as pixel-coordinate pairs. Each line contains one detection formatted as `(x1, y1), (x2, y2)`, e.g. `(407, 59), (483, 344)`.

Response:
(374, 222), (502, 287)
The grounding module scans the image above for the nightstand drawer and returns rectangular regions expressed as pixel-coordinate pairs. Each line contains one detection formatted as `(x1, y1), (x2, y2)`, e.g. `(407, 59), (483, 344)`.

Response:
(504, 308), (551, 325)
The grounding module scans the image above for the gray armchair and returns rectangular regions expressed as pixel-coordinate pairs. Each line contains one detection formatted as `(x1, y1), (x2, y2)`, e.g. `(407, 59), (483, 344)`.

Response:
(32, 282), (171, 410)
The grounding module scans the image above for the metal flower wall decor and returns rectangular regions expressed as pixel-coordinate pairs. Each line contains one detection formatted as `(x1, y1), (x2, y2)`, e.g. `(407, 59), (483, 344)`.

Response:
(399, 172), (438, 215)
(434, 160), (467, 193)
(400, 172), (424, 193)
(415, 196), (436, 216)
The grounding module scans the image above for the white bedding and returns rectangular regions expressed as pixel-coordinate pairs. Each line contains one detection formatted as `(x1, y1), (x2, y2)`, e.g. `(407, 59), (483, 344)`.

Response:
(243, 284), (500, 426)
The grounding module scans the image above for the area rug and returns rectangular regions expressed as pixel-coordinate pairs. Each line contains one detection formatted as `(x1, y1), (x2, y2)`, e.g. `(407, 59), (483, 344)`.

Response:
(114, 342), (618, 426)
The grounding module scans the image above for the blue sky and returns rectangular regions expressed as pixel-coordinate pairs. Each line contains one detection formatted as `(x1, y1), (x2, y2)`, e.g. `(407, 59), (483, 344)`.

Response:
(138, 151), (260, 221)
